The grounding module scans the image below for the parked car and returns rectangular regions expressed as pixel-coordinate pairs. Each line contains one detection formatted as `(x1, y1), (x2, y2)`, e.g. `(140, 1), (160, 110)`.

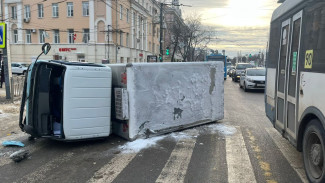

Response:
(227, 66), (235, 76)
(11, 63), (29, 75)
(239, 68), (266, 92)
(232, 63), (255, 82)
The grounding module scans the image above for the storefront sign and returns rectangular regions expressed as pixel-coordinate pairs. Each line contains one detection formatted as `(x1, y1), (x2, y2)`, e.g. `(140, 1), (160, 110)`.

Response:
(59, 48), (77, 52)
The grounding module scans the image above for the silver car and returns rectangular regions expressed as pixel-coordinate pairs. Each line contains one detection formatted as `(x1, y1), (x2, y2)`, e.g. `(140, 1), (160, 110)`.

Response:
(11, 63), (29, 75)
(239, 68), (266, 92)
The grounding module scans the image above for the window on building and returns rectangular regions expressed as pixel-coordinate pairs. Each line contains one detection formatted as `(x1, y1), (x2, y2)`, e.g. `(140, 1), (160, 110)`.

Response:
(149, 23), (151, 34)
(67, 2), (73, 17)
(26, 30), (31, 43)
(68, 29), (74, 43)
(153, 43), (155, 53)
(52, 3), (59, 17)
(53, 29), (60, 43)
(133, 12), (136, 26)
(149, 42), (151, 52)
(126, 33), (129, 47)
(126, 9), (129, 23)
(120, 5), (123, 20)
(13, 29), (18, 43)
(24, 5), (30, 19)
(142, 0), (144, 6)
(146, 3), (148, 10)
(38, 4), (44, 18)
(83, 29), (89, 43)
(82, 2), (89, 16)
(39, 29), (45, 43)
(11, 6), (17, 20)
(120, 33), (123, 46)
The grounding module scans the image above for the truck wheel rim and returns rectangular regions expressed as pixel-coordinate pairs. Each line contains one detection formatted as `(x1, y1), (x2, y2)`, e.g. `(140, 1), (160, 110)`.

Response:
(307, 132), (324, 179)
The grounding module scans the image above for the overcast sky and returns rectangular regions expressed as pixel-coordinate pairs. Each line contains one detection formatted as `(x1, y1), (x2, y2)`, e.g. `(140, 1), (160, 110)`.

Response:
(179, 0), (280, 58)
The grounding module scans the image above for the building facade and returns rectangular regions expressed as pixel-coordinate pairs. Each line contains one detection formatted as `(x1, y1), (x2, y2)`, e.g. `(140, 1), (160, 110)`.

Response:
(163, 0), (186, 62)
(2, 0), (162, 64)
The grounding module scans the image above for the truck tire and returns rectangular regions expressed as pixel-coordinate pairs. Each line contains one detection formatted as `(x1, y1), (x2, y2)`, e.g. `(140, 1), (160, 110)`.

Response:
(303, 119), (325, 183)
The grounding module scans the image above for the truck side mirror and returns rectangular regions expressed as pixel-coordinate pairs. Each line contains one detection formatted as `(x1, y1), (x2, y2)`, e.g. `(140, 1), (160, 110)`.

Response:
(42, 43), (51, 55)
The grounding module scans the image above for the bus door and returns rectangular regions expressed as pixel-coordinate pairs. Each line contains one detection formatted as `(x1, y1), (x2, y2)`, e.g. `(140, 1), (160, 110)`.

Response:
(275, 19), (291, 133)
(276, 11), (303, 139)
(285, 11), (303, 139)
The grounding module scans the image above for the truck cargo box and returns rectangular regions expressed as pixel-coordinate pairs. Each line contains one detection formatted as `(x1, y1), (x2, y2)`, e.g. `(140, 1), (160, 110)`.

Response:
(110, 62), (224, 140)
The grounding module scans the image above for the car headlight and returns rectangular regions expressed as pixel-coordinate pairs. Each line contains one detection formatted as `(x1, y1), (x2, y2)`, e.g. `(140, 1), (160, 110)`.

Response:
(247, 78), (254, 82)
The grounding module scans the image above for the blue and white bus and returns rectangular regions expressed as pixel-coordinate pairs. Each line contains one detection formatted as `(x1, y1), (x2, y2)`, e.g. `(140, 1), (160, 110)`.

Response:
(206, 54), (228, 80)
(265, 0), (325, 182)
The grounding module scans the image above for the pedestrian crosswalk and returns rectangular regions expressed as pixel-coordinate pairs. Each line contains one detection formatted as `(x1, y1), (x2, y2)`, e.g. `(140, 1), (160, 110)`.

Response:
(0, 125), (308, 183)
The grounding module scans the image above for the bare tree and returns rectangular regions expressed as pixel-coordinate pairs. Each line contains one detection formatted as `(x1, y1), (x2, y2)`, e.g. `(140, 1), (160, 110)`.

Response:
(175, 14), (213, 62)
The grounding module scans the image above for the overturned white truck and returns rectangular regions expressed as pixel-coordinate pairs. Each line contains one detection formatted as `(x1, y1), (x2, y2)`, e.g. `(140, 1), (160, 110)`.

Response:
(19, 59), (224, 141)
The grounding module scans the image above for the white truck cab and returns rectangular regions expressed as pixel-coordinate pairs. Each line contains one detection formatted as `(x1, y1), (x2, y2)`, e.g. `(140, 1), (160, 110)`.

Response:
(19, 60), (112, 140)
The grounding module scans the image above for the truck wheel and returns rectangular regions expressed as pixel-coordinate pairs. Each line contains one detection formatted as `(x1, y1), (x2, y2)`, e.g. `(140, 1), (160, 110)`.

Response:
(303, 119), (325, 183)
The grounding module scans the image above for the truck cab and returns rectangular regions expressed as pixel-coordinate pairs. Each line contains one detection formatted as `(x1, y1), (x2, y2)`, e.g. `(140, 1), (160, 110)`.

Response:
(20, 60), (112, 140)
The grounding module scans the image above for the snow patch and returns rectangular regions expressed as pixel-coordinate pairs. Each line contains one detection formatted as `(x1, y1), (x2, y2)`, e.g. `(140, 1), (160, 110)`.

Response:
(119, 128), (199, 154)
(119, 136), (166, 153)
(205, 123), (237, 136)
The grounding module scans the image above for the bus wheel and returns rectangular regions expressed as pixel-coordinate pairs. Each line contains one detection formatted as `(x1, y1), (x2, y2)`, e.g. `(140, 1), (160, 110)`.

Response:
(303, 119), (325, 183)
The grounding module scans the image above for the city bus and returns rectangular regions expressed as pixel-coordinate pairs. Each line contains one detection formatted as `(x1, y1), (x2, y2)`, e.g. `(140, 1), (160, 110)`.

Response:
(265, 0), (325, 182)
(206, 54), (228, 80)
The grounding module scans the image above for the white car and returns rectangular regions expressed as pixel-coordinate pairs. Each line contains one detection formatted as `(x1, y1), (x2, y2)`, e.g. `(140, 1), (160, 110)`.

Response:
(239, 68), (266, 92)
(11, 63), (29, 75)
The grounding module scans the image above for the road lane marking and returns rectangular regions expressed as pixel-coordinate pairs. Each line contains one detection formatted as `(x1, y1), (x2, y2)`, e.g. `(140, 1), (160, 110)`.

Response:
(246, 129), (277, 183)
(266, 128), (308, 183)
(88, 153), (137, 183)
(15, 152), (74, 183)
(155, 138), (197, 183)
(226, 127), (257, 183)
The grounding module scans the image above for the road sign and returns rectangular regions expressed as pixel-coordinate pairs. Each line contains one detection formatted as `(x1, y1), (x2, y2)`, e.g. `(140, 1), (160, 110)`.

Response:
(0, 23), (6, 48)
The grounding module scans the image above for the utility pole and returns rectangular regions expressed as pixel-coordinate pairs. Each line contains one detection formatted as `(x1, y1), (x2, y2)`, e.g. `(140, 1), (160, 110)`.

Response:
(159, 3), (164, 62)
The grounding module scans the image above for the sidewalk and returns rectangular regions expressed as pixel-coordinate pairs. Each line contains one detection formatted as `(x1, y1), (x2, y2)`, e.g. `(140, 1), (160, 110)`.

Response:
(0, 85), (8, 103)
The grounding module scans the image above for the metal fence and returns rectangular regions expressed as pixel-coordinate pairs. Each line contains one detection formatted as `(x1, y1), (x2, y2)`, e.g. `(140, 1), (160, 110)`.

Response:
(11, 76), (25, 98)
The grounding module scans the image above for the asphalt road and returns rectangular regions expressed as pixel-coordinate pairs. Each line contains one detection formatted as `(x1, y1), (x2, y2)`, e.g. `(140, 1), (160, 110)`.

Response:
(0, 77), (307, 183)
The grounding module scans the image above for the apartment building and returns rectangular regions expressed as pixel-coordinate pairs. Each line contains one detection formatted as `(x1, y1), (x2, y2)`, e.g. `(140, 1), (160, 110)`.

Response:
(3, 0), (162, 64)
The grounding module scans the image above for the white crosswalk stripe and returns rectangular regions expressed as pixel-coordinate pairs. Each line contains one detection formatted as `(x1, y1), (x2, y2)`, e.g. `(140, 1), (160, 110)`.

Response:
(155, 138), (197, 183)
(16, 152), (74, 183)
(0, 126), (310, 183)
(226, 127), (256, 183)
(88, 153), (138, 183)
(266, 128), (308, 183)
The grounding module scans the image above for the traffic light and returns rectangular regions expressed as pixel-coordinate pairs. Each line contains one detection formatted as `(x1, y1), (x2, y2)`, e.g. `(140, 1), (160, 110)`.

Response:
(166, 47), (170, 55)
